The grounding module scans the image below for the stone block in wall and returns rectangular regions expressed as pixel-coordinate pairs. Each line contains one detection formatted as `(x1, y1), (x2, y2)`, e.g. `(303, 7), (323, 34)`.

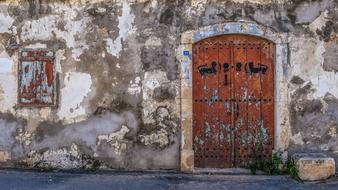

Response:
(180, 149), (194, 173)
(292, 153), (335, 181)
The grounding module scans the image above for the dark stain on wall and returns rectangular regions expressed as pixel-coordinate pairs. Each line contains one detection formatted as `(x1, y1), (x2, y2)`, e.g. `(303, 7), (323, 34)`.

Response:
(153, 85), (176, 102)
(290, 76), (305, 85)
(141, 47), (178, 81)
(289, 81), (338, 169)
(160, 7), (175, 25)
(317, 21), (336, 42)
(323, 40), (338, 72)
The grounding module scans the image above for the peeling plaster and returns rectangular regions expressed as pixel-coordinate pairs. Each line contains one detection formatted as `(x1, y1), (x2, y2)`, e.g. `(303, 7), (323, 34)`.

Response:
(290, 37), (338, 99)
(97, 125), (130, 157)
(0, 0), (337, 171)
(291, 132), (304, 145)
(145, 36), (162, 47)
(142, 70), (170, 124)
(0, 151), (11, 162)
(15, 128), (33, 146)
(24, 43), (47, 49)
(184, 0), (208, 19)
(0, 51), (16, 112)
(0, 58), (13, 73)
(139, 128), (169, 148)
(0, 9), (14, 33)
(328, 127), (337, 138)
(105, 1), (135, 58)
(26, 143), (83, 169)
(58, 72), (93, 123)
(127, 76), (141, 95)
(20, 7), (90, 61)
(309, 10), (329, 34)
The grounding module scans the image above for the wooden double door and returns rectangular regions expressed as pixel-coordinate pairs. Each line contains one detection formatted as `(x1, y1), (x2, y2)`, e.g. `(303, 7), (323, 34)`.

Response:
(192, 35), (275, 168)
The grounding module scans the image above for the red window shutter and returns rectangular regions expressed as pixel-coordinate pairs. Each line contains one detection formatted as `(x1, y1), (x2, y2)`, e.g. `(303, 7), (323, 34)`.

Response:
(18, 50), (55, 107)
(18, 60), (36, 104)
(36, 60), (54, 105)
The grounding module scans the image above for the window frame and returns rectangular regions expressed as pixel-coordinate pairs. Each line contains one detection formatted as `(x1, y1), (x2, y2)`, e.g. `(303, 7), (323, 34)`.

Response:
(17, 49), (57, 107)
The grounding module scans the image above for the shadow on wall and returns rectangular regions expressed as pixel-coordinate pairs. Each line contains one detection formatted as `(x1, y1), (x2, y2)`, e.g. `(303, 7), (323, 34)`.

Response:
(0, 111), (179, 170)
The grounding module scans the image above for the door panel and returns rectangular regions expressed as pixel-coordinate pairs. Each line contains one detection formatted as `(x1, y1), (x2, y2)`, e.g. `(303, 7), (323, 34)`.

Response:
(193, 34), (275, 168)
(202, 41), (220, 168)
(260, 42), (275, 158)
(232, 40), (249, 166)
(246, 42), (263, 163)
(218, 41), (233, 167)
(193, 44), (206, 167)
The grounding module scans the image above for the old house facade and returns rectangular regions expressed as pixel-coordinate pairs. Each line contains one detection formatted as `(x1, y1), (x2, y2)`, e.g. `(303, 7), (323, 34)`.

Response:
(0, 0), (338, 172)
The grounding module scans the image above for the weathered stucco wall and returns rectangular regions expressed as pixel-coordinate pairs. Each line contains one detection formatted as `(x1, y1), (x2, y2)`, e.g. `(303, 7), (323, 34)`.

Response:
(0, 0), (337, 170)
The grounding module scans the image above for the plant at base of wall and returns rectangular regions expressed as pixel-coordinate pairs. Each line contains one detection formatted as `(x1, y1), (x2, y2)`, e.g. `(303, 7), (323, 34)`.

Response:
(249, 153), (301, 182)
(286, 159), (301, 182)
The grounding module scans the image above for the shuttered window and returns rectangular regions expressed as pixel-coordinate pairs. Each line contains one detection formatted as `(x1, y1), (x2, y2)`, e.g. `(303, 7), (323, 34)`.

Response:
(18, 49), (56, 107)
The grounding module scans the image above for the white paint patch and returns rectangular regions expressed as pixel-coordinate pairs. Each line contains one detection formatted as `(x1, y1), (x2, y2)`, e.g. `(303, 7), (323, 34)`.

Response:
(309, 10), (328, 34)
(58, 72), (92, 122)
(0, 151), (11, 162)
(26, 143), (82, 169)
(291, 132), (304, 145)
(328, 127), (337, 138)
(143, 71), (166, 99)
(145, 36), (162, 47)
(139, 128), (169, 148)
(97, 7), (107, 13)
(112, 82), (118, 87)
(0, 74), (16, 112)
(312, 41), (338, 98)
(20, 16), (57, 41)
(39, 108), (51, 121)
(55, 50), (65, 73)
(143, 0), (158, 13)
(316, 72), (338, 98)
(0, 12), (14, 33)
(127, 76), (141, 95)
(20, 6), (90, 61)
(143, 72), (161, 90)
(289, 37), (338, 99)
(97, 125), (130, 156)
(0, 51), (16, 111)
(184, 0), (208, 19)
(135, 76), (141, 84)
(142, 70), (171, 124)
(0, 58), (14, 73)
(24, 43), (47, 49)
(105, 1), (135, 58)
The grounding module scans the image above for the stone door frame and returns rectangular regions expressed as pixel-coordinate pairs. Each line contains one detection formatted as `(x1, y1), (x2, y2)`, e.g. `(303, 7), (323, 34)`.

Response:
(176, 21), (290, 172)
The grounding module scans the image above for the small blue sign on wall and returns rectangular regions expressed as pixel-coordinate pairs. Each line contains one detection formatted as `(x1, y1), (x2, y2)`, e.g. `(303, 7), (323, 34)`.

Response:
(183, 50), (190, 56)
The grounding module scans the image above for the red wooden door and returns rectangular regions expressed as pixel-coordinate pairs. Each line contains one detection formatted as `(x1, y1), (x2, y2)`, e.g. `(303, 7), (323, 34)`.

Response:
(192, 35), (275, 168)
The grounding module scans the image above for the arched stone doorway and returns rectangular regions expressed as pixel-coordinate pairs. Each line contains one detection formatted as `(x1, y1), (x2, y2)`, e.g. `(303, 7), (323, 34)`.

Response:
(176, 21), (289, 172)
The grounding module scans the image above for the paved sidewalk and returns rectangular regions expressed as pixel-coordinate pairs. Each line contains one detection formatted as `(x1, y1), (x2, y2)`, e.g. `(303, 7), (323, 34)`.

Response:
(0, 169), (337, 190)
